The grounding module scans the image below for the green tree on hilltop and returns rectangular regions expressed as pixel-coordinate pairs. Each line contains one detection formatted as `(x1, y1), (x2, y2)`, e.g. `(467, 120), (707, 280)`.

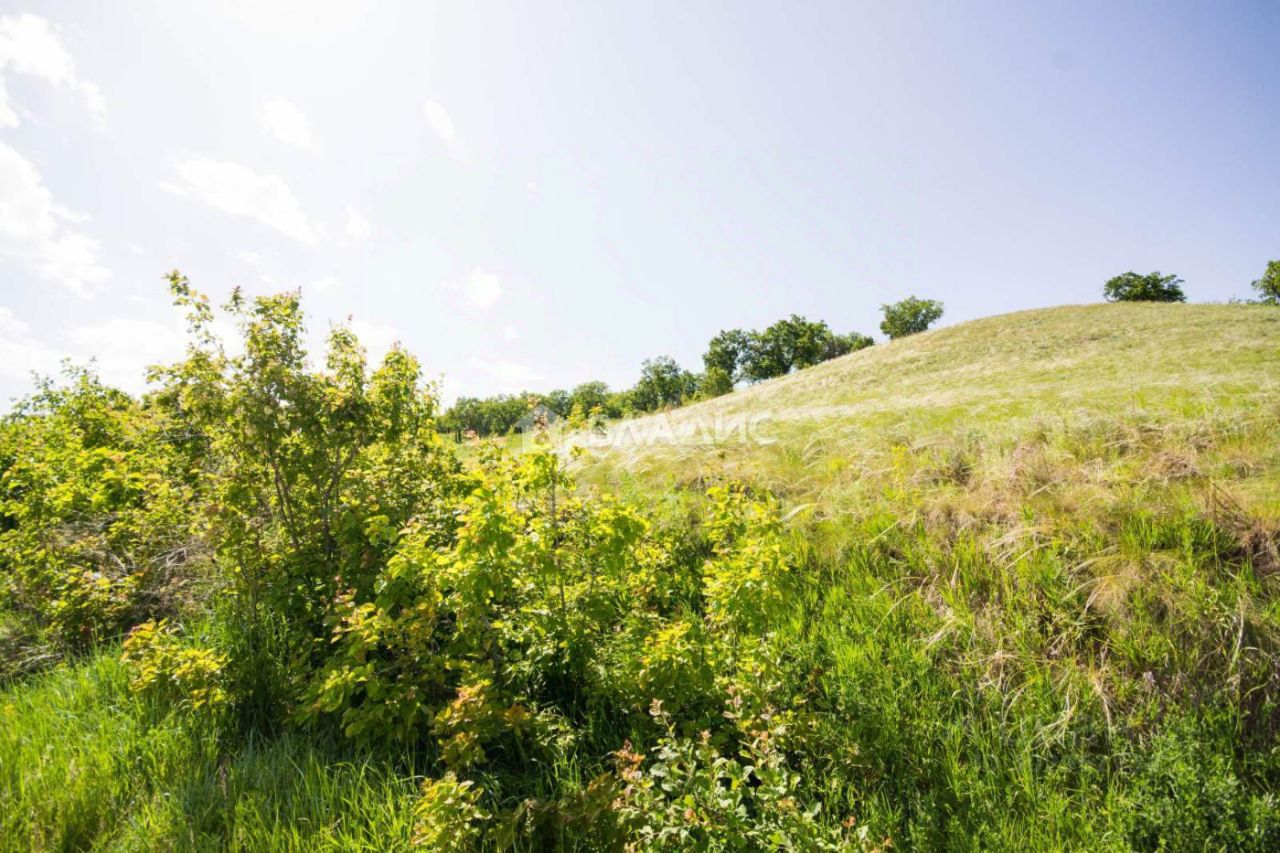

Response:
(631, 356), (698, 411)
(1251, 260), (1280, 305)
(1103, 271), (1186, 303)
(880, 296), (944, 339)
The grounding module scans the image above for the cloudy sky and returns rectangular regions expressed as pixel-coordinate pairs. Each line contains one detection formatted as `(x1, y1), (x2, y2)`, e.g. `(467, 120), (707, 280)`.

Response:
(1, 1), (1277, 407)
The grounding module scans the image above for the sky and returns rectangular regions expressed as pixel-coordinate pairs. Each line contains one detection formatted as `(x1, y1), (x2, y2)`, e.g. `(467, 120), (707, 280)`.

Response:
(1, 1), (1277, 408)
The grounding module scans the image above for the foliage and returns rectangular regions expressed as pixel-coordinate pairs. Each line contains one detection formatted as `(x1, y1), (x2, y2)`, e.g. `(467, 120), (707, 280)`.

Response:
(700, 365), (735, 399)
(701, 316), (874, 384)
(613, 700), (867, 851)
(441, 314), (871, 429)
(1103, 270), (1187, 302)
(411, 772), (490, 849)
(5, 287), (1280, 849)
(439, 383), (627, 438)
(630, 355), (699, 412)
(1252, 260), (1280, 304)
(879, 295), (944, 338)
(702, 485), (794, 633)
(438, 393), (532, 438)
(567, 380), (618, 417)
(152, 272), (463, 720)
(120, 618), (227, 712)
(0, 366), (201, 661)
(703, 328), (753, 380)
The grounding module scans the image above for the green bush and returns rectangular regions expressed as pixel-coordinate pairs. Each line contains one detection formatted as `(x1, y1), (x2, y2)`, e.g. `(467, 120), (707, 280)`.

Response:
(1252, 260), (1280, 305)
(1103, 270), (1187, 302)
(880, 295), (944, 339)
(120, 619), (227, 713)
(613, 699), (866, 851)
(0, 368), (201, 659)
(410, 772), (489, 849)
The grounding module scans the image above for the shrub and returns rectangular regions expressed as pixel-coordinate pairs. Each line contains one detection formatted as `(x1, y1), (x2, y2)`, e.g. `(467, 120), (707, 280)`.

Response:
(155, 273), (464, 720)
(612, 701), (864, 851)
(880, 296), (944, 339)
(702, 485), (795, 634)
(120, 619), (227, 712)
(1103, 271), (1187, 303)
(0, 367), (201, 656)
(411, 773), (490, 850)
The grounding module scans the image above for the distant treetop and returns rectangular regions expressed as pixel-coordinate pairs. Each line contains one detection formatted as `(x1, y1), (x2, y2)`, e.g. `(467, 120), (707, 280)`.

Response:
(1252, 260), (1280, 305)
(1103, 271), (1186, 303)
(879, 296), (944, 339)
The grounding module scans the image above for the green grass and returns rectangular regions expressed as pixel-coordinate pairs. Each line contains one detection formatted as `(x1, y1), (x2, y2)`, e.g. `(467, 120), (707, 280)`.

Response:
(5, 302), (1280, 849)
(566, 302), (1280, 847)
(0, 652), (425, 851)
(574, 303), (1280, 512)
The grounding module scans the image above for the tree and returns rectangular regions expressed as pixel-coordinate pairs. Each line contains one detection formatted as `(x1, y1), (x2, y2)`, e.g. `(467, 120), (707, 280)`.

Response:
(826, 332), (875, 361)
(741, 325), (792, 383)
(1103, 271), (1186, 303)
(702, 329), (751, 381)
(631, 356), (697, 412)
(736, 315), (873, 382)
(541, 388), (571, 417)
(700, 366), (734, 399)
(786, 315), (845, 370)
(568, 381), (618, 417)
(1252, 260), (1280, 305)
(440, 394), (529, 437)
(880, 296), (944, 339)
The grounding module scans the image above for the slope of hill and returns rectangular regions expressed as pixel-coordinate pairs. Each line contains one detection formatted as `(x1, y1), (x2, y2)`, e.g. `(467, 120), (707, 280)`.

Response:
(578, 302), (1280, 518)
(567, 302), (1280, 847)
(3, 301), (1279, 850)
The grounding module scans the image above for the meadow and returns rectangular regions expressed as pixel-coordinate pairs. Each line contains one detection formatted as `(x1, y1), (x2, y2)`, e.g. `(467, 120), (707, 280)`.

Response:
(2, 293), (1278, 850)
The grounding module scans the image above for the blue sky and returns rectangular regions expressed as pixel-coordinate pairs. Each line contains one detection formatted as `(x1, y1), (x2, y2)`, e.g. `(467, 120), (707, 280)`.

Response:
(1, 1), (1277, 406)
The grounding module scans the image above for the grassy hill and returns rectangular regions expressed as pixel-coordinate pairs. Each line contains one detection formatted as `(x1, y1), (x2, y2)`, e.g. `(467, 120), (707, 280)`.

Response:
(579, 302), (1280, 516)
(4, 301), (1279, 850)
(578, 302), (1280, 847)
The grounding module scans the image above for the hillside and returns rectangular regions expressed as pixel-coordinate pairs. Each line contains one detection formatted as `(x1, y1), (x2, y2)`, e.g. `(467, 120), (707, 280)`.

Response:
(4, 299), (1280, 850)
(578, 302), (1280, 516)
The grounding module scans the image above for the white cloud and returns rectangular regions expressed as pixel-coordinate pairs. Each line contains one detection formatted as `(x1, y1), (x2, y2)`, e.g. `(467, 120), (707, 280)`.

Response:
(500, 323), (519, 342)
(349, 319), (398, 365)
(0, 78), (14, 127)
(235, 249), (261, 265)
(0, 139), (109, 296)
(343, 206), (371, 243)
(423, 99), (467, 160)
(51, 203), (89, 223)
(0, 306), (30, 339)
(0, 14), (106, 127)
(423, 99), (456, 143)
(0, 306), (60, 383)
(473, 357), (544, 392)
(307, 276), (340, 293)
(68, 317), (185, 389)
(259, 96), (313, 150)
(166, 157), (318, 244)
(0, 308), (185, 393)
(449, 268), (502, 310)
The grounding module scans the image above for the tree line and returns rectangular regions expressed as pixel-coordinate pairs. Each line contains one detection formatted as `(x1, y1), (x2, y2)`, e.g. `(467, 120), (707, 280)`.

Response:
(440, 258), (1280, 438)
(1102, 259), (1279, 304)
(439, 299), (953, 437)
